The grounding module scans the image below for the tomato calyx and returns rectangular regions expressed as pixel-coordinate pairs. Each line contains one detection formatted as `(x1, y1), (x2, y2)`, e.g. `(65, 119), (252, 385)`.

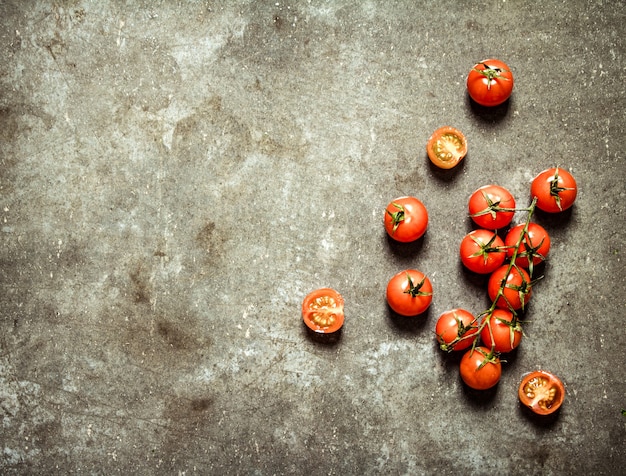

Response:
(386, 202), (405, 235)
(508, 233), (548, 277)
(473, 63), (512, 90)
(469, 190), (517, 220)
(483, 310), (524, 352)
(471, 345), (500, 370)
(469, 232), (504, 264)
(549, 167), (577, 211)
(403, 273), (432, 298)
(437, 313), (479, 352)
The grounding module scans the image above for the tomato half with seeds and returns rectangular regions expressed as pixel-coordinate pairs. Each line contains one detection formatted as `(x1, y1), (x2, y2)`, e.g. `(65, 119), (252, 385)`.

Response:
(467, 59), (514, 107)
(427, 126), (467, 169)
(518, 370), (565, 415)
(386, 269), (433, 316)
(531, 167), (578, 213)
(488, 264), (532, 311)
(468, 185), (516, 230)
(435, 308), (478, 352)
(480, 308), (522, 353)
(459, 346), (502, 390)
(459, 229), (506, 274)
(302, 288), (344, 333)
(505, 223), (551, 271)
(384, 196), (429, 243)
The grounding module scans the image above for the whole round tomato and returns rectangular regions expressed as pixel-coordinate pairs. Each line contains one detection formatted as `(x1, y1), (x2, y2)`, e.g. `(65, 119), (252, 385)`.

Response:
(435, 308), (478, 352)
(467, 59), (514, 107)
(386, 269), (433, 316)
(459, 346), (502, 390)
(384, 196), (428, 242)
(531, 167), (578, 213)
(302, 288), (344, 333)
(480, 308), (522, 353)
(488, 264), (532, 311)
(426, 126), (467, 169)
(468, 185), (516, 230)
(505, 223), (551, 270)
(459, 229), (506, 274)
(518, 370), (565, 415)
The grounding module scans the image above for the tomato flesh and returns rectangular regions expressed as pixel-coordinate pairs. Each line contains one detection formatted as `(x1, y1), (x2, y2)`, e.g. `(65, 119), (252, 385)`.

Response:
(518, 371), (565, 415)
(302, 288), (344, 333)
(427, 126), (467, 169)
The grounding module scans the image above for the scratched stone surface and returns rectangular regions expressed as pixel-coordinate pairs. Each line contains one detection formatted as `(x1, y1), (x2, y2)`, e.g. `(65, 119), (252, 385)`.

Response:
(1, 1), (625, 474)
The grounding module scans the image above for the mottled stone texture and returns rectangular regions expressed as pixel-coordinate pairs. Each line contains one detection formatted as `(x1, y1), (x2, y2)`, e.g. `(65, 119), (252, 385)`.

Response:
(1, 1), (625, 474)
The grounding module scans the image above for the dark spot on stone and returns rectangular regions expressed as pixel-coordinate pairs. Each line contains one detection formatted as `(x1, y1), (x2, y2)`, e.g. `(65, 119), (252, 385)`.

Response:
(156, 319), (188, 350)
(273, 14), (283, 30)
(129, 264), (151, 304)
(196, 221), (216, 253)
(190, 397), (213, 412)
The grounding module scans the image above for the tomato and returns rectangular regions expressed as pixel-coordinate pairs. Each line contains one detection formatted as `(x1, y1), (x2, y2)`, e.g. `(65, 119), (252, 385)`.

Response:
(488, 264), (532, 311)
(302, 288), (344, 333)
(480, 309), (522, 353)
(459, 229), (506, 274)
(459, 346), (502, 390)
(435, 309), (478, 352)
(466, 59), (514, 107)
(386, 269), (433, 316)
(518, 370), (565, 415)
(531, 167), (578, 213)
(384, 196), (429, 243)
(504, 223), (551, 271)
(426, 126), (467, 169)
(468, 185), (516, 230)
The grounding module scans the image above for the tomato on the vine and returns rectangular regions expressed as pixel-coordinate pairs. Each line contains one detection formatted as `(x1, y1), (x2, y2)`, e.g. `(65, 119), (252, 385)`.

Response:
(435, 309), (478, 351)
(488, 264), (532, 311)
(386, 269), (433, 316)
(518, 370), (565, 415)
(480, 308), (522, 353)
(384, 196), (428, 242)
(531, 167), (578, 213)
(505, 223), (551, 271)
(467, 59), (514, 107)
(468, 185), (516, 230)
(426, 126), (467, 169)
(459, 229), (506, 274)
(459, 346), (502, 390)
(302, 288), (344, 333)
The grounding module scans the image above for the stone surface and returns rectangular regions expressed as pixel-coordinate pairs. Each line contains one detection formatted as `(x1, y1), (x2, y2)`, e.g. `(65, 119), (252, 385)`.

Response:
(1, 1), (625, 474)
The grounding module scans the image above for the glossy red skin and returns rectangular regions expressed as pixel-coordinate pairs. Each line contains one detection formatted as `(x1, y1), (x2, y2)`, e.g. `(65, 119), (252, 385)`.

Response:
(505, 223), (551, 268)
(459, 346), (502, 390)
(488, 265), (532, 311)
(467, 59), (514, 107)
(468, 185), (516, 230)
(531, 167), (578, 213)
(386, 269), (433, 316)
(384, 196), (429, 243)
(435, 309), (478, 351)
(302, 288), (345, 333)
(518, 370), (566, 415)
(459, 229), (506, 274)
(480, 308), (522, 353)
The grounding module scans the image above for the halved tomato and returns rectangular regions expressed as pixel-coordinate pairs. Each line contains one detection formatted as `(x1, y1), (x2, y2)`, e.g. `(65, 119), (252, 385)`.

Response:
(302, 288), (344, 333)
(427, 126), (467, 169)
(518, 370), (565, 415)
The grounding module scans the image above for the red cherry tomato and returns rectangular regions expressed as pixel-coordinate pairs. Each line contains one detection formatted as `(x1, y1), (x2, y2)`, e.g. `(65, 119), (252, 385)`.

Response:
(488, 265), (532, 311)
(426, 126), (467, 169)
(435, 309), (478, 351)
(519, 370), (565, 415)
(531, 167), (578, 213)
(468, 185), (516, 230)
(505, 223), (551, 270)
(302, 288), (344, 333)
(459, 229), (506, 274)
(480, 308), (522, 353)
(467, 59), (514, 107)
(386, 269), (433, 316)
(384, 196), (428, 243)
(459, 346), (502, 390)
